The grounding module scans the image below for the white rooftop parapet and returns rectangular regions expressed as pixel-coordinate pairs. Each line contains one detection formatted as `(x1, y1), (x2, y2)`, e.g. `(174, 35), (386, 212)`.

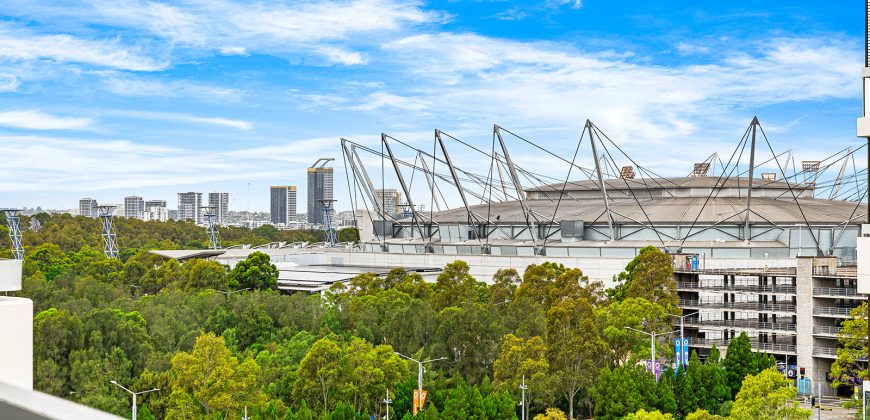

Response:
(0, 258), (31, 391)
(0, 259), (22, 292)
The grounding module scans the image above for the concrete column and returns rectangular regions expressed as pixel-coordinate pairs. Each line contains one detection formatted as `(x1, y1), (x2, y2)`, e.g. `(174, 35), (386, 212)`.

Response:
(795, 256), (815, 386)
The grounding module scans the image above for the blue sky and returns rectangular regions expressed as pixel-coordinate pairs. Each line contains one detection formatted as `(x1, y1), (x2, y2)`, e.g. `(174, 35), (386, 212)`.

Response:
(0, 0), (864, 212)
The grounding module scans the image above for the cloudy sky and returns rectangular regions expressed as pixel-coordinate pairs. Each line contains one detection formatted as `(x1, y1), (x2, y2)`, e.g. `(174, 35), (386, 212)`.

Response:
(0, 0), (864, 212)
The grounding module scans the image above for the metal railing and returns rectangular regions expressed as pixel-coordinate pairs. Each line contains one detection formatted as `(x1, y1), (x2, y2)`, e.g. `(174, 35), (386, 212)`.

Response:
(813, 347), (839, 357)
(813, 287), (860, 297)
(813, 307), (856, 317)
(813, 325), (843, 336)
(689, 337), (796, 353)
(674, 266), (796, 276)
(680, 318), (797, 332)
(679, 299), (795, 313)
(678, 282), (796, 294)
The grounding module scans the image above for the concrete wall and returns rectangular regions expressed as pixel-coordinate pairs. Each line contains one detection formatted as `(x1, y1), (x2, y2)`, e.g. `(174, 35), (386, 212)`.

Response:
(0, 297), (32, 391)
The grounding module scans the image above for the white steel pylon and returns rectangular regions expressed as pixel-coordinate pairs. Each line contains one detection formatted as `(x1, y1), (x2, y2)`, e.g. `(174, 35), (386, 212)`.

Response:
(201, 207), (221, 250)
(320, 199), (337, 247)
(1, 209), (24, 260)
(97, 205), (119, 259)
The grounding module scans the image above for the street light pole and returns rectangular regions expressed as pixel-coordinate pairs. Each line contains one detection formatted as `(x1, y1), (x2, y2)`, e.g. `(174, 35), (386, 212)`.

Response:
(519, 374), (528, 420)
(394, 352), (446, 414)
(110, 381), (159, 420)
(384, 388), (392, 420)
(624, 327), (679, 365)
(667, 313), (693, 368)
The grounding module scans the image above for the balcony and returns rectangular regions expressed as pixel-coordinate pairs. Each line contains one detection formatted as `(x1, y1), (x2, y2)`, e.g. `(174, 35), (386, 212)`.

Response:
(0, 259), (22, 292)
(813, 325), (843, 338)
(813, 307), (857, 318)
(813, 287), (861, 298)
(680, 317), (796, 332)
(689, 337), (795, 354)
(679, 299), (795, 313)
(812, 347), (839, 359)
(677, 282), (796, 294)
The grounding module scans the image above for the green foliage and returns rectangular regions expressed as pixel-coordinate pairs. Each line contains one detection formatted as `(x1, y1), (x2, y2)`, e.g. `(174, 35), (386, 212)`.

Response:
(547, 297), (606, 420)
(722, 332), (756, 397)
(624, 409), (674, 420)
(729, 368), (811, 419)
(337, 227), (360, 243)
(832, 302), (868, 384)
(228, 251), (278, 291)
(591, 365), (657, 419)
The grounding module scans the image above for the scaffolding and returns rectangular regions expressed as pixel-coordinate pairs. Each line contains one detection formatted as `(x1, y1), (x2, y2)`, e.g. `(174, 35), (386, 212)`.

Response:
(97, 206), (118, 259)
(201, 207), (221, 250)
(2, 209), (24, 260)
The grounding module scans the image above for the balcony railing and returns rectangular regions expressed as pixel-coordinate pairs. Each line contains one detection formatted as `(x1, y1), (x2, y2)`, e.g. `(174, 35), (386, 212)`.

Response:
(813, 287), (860, 297)
(813, 325), (843, 336)
(813, 307), (856, 317)
(680, 318), (796, 332)
(679, 299), (795, 313)
(689, 337), (796, 353)
(813, 347), (839, 357)
(677, 282), (796, 294)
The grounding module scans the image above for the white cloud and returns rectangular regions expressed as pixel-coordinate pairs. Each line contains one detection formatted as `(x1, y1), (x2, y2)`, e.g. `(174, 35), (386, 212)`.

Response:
(0, 110), (93, 130)
(0, 25), (168, 71)
(0, 133), (338, 194)
(99, 73), (244, 101)
(0, 74), (19, 91)
(107, 110), (253, 130)
(4, 0), (442, 66)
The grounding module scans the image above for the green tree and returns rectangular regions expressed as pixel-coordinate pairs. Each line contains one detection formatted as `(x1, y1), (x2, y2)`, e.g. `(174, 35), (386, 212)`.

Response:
(729, 368), (811, 419)
(533, 408), (566, 420)
(228, 251), (278, 291)
(831, 301), (867, 385)
(337, 227), (360, 243)
(609, 246), (677, 309)
(168, 333), (265, 418)
(547, 297), (606, 420)
(493, 334), (550, 414)
(177, 259), (228, 291)
(598, 297), (670, 367)
(722, 332), (755, 397)
(293, 336), (345, 415)
(432, 260), (484, 310)
(591, 365), (657, 420)
(624, 409), (674, 420)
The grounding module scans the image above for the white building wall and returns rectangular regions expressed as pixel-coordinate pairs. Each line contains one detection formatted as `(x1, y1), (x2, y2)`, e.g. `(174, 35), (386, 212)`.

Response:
(0, 259), (32, 390)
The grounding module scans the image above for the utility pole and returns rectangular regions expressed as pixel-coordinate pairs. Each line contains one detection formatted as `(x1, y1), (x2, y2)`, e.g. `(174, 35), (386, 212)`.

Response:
(110, 381), (158, 420)
(667, 313), (692, 369)
(519, 374), (528, 420)
(394, 352), (446, 414)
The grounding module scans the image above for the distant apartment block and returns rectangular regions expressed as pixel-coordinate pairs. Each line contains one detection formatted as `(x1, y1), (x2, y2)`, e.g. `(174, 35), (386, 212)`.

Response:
(270, 186), (297, 225)
(143, 206), (169, 222)
(307, 159), (334, 225)
(373, 189), (402, 217)
(145, 200), (167, 211)
(78, 198), (98, 218)
(208, 192), (229, 225)
(177, 192), (203, 223)
(124, 196), (145, 219)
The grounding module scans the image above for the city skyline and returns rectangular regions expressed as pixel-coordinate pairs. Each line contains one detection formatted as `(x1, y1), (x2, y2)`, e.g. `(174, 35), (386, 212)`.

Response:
(0, 1), (864, 211)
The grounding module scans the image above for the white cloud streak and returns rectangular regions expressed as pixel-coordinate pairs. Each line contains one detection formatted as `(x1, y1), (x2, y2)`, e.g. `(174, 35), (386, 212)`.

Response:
(0, 25), (168, 71)
(0, 110), (93, 130)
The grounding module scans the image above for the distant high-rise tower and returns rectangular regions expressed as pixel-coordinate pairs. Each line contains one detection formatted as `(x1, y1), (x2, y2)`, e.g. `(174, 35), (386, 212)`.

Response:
(79, 198), (99, 218)
(208, 192), (229, 225)
(270, 186), (297, 225)
(124, 196), (145, 219)
(177, 192), (203, 223)
(373, 189), (402, 217)
(307, 158), (334, 225)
